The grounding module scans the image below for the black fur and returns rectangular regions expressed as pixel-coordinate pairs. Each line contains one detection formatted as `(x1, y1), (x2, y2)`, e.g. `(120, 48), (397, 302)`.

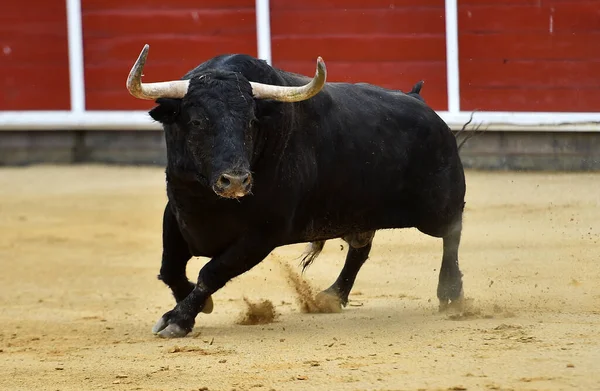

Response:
(149, 54), (466, 337)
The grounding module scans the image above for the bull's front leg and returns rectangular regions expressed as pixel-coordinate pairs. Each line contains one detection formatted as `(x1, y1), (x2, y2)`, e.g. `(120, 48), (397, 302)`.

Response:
(158, 203), (194, 302)
(158, 203), (215, 314)
(152, 232), (277, 338)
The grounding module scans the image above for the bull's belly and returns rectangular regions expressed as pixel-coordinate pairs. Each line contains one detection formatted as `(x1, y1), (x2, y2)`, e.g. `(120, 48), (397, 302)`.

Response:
(287, 198), (415, 244)
(174, 202), (391, 256)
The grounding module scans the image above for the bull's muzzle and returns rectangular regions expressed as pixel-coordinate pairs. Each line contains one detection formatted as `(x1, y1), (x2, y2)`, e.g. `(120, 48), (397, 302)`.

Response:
(213, 171), (253, 199)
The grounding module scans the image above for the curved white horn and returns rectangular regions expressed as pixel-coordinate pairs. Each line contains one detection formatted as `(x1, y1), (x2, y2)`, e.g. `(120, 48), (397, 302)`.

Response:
(249, 57), (327, 102)
(126, 44), (190, 100)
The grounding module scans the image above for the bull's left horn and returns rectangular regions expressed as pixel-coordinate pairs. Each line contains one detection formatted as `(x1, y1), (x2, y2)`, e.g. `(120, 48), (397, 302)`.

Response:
(249, 57), (327, 102)
(126, 44), (190, 100)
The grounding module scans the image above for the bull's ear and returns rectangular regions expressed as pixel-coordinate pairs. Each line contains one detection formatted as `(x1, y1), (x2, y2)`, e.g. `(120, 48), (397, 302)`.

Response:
(149, 98), (181, 124)
(254, 99), (283, 123)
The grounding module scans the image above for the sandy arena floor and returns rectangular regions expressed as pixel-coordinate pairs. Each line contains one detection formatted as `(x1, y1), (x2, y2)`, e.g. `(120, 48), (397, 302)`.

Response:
(0, 165), (599, 391)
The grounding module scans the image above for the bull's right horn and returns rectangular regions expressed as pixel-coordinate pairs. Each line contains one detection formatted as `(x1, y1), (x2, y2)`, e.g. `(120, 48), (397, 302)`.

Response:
(126, 44), (190, 100)
(249, 57), (327, 102)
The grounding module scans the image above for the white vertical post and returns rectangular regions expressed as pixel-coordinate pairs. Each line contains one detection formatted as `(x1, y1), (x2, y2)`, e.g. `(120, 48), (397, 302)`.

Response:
(255, 0), (272, 65)
(65, 0), (86, 112)
(444, 0), (460, 114)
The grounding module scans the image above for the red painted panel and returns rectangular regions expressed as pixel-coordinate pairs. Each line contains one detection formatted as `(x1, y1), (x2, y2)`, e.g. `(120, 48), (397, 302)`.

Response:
(459, 0), (542, 5)
(548, 3), (600, 32)
(462, 60), (600, 88)
(0, 0), (69, 110)
(0, 65), (70, 91)
(84, 35), (256, 66)
(460, 4), (600, 33)
(271, 0), (444, 9)
(0, 65), (70, 110)
(82, 1), (257, 110)
(460, 32), (600, 61)
(1, 89), (68, 111)
(82, 0), (254, 11)
(0, 21), (68, 38)
(544, 0), (600, 4)
(460, 6), (551, 32)
(459, 1), (600, 112)
(273, 36), (446, 62)
(82, 10), (256, 38)
(461, 88), (600, 112)
(271, 9), (445, 35)
(3, 1), (66, 14)
(0, 38), (70, 66)
(272, 0), (447, 110)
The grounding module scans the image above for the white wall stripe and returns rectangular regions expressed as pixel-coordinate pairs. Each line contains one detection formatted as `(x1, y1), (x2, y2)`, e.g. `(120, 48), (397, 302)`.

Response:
(1, 111), (599, 131)
(444, 0), (461, 114)
(255, 0), (272, 65)
(65, 0), (86, 112)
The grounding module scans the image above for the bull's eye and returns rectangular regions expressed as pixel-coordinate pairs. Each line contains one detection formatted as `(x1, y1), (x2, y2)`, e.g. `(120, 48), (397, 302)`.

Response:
(190, 118), (207, 128)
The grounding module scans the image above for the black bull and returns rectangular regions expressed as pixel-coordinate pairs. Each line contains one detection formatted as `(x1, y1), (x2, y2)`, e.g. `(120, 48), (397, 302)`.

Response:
(126, 45), (466, 338)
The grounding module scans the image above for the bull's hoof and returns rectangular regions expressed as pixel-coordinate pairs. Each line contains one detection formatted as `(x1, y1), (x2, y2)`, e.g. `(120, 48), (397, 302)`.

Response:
(157, 324), (188, 338)
(437, 277), (463, 310)
(152, 317), (169, 334)
(438, 288), (464, 312)
(151, 310), (193, 338)
(315, 289), (346, 313)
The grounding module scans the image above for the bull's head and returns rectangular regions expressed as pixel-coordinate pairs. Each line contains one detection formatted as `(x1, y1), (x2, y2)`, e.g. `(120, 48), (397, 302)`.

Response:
(126, 45), (326, 199)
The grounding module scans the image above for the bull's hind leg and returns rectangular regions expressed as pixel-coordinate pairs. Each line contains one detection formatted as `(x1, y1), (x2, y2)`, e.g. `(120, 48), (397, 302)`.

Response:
(158, 203), (213, 313)
(436, 217), (464, 311)
(317, 231), (376, 308)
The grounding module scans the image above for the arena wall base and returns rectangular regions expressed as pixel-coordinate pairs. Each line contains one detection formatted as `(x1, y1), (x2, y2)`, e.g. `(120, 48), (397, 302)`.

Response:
(457, 131), (600, 171)
(0, 130), (599, 171)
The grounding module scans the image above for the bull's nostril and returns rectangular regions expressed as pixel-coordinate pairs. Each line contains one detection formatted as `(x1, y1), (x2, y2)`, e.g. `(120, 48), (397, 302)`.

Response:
(218, 175), (231, 189)
(241, 174), (250, 186)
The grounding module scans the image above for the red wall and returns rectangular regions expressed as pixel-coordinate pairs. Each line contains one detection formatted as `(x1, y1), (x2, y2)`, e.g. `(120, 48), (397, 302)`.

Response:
(1, 1), (70, 110)
(270, 0), (449, 111)
(459, 0), (600, 112)
(81, 0), (257, 110)
(2, 1), (600, 114)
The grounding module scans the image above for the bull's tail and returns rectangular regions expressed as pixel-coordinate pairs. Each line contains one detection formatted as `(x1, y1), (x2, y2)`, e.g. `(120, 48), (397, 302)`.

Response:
(299, 240), (325, 273)
(453, 110), (485, 152)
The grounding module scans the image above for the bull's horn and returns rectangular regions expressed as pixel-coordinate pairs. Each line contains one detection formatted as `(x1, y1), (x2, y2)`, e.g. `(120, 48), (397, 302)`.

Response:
(249, 57), (327, 102)
(127, 44), (326, 102)
(126, 44), (190, 100)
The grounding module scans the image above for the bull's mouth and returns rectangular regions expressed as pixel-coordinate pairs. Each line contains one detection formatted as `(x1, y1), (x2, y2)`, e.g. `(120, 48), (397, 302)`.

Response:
(212, 186), (252, 199)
